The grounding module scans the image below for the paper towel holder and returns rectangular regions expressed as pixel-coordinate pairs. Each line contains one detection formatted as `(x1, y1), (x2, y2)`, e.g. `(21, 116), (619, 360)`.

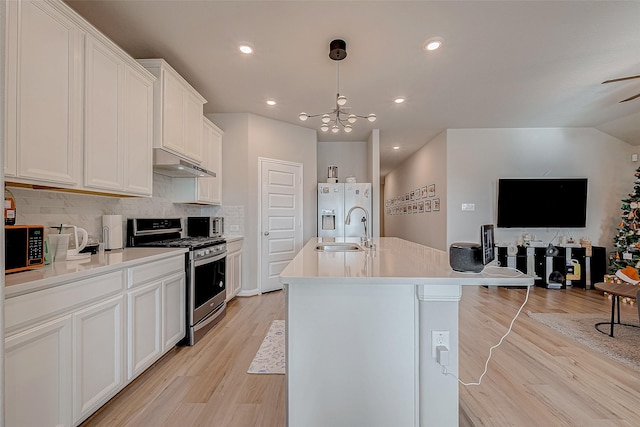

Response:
(102, 214), (124, 250)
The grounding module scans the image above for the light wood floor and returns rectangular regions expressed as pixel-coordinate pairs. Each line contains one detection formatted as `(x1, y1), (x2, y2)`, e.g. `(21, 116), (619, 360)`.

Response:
(81, 286), (640, 427)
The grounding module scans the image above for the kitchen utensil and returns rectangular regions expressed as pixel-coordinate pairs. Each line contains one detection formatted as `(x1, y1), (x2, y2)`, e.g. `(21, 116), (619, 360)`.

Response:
(47, 233), (70, 263)
(327, 165), (338, 183)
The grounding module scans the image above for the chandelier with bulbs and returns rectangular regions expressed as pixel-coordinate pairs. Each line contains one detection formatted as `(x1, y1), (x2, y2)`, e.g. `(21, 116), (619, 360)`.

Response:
(299, 39), (376, 133)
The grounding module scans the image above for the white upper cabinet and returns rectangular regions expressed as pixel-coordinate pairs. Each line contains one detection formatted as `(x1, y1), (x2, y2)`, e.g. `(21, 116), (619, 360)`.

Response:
(5, 0), (155, 197)
(170, 117), (223, 205)
(5, 0), (83, 185)
(137, 59), (207, 164)
(197, 117), (223, 204)
(84, 33), (154, 196)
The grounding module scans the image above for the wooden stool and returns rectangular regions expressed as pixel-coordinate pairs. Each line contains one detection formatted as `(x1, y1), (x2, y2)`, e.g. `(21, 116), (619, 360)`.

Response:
(594, 282), (640, 337)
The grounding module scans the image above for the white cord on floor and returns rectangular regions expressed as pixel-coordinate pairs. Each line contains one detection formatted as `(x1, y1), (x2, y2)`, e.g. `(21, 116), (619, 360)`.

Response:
(442, 284), (531, 386)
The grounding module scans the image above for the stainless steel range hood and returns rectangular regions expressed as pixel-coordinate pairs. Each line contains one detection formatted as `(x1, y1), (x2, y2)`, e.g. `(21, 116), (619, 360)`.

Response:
(153, 149), (216, 178)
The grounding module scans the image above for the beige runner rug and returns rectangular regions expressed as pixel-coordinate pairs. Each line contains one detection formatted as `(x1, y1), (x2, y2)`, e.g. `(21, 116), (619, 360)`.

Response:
(527, 311), (640, 371)
(247, 319), (285, 374)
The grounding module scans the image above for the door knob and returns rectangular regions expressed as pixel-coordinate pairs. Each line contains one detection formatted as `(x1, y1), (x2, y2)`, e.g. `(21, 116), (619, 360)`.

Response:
(264, 231), (270, 236)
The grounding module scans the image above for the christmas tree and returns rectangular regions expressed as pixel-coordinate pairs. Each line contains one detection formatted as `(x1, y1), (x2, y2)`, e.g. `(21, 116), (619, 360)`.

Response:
(610, 166), (640, 272)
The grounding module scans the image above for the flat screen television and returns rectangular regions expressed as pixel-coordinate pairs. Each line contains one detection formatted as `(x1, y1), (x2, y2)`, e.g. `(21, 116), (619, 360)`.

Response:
(496, 178), (588, 228)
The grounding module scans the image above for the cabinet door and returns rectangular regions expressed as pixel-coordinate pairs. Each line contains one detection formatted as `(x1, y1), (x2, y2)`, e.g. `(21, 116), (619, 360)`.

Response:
(233, 251), (242, 297)
(73, 295), (125, 424)
(123, 66), (154, 196)
(163, 272), (186, 351)
(226, 248), (243, 301)
(161, 72), (186, 155)
(197, 119), (215, 202)
(184, 92), (204, 163)
(127, 281), (162, 380)
(225, 251), (235, 301)
(209, 126), (223, 204)
(8, 0), (82, 184)
(84, 35), (123, 191)
(5, 315), (73, 427)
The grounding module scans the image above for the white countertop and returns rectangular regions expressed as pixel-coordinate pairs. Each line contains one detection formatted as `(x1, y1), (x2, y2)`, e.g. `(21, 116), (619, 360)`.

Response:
(223, 235), (243, 243)
(280, 237), (533, 286)
(4, 247), (187, 297)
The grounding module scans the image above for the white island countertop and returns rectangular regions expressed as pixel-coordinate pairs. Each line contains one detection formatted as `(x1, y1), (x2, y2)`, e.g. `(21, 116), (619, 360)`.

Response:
(4, 247), (187, 298)
(280, 237), (533, 427)
(280, 237), (532, 287)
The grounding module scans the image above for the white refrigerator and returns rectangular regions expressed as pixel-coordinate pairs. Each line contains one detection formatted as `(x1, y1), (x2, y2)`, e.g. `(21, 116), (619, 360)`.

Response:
(317, 183), (372, 238)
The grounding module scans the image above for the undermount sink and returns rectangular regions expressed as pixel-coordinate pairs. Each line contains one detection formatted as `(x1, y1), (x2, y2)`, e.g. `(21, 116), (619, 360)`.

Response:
(315, 243), (364, 252)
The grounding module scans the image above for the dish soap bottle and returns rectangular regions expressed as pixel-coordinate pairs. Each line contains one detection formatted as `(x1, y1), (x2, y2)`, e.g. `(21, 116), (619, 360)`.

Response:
(4, 185), (16, 225)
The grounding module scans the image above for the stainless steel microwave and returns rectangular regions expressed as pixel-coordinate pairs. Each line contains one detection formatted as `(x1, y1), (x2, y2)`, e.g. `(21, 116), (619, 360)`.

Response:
(5, 225), (45, 274)
(187, 217), (223, 238)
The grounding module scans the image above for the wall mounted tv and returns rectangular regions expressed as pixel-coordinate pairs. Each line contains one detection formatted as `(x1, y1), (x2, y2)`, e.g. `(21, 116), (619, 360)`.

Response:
(496, 178), (588, 228)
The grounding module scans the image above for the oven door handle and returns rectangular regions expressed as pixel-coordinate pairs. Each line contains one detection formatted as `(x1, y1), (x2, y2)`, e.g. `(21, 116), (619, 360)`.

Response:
(194, 251), (227, 267)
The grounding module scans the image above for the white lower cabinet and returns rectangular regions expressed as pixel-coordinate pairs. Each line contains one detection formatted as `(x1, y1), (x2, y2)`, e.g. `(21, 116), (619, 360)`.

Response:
(5, 315), (73, 427)
(163, 272), (187, 351)
(127, 259), (186, 379)
(4, 253), (186, 427)
(73, 295), (125, 424)
(226, 238), (243, 301)
(127, 281), (162, 380)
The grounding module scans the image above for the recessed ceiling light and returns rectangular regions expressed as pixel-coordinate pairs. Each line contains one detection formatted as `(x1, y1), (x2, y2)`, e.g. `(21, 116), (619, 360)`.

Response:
(424, 37), (443, 52)
(393, 146), (400, 150)
(238, 43), (254, 54)
(393, 97), (406, 104)
(266, 100), (276, 106)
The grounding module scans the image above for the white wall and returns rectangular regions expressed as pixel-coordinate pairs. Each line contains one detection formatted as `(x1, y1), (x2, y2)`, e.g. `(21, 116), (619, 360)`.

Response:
(383, 132), (448, 250)
(316, 132), (381, 237)
(446, 128), (636, 249)
(368, 129), (381, 237)
(383, 127), (636, 252)
(317, 141), (368, 183)
(212, 113), (317, 295)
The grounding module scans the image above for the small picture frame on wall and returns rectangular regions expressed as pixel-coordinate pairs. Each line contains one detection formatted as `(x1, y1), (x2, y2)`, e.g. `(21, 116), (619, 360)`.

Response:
(425, 200), (432, 212)
(421, 186), (427, 198)
(418, 201), (424, 213)
(433, 198), (440, 211)
(427, 184), (436, 198)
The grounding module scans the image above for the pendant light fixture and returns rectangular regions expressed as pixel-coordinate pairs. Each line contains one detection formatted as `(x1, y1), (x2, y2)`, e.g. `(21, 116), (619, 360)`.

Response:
(299, 39), (376, 133)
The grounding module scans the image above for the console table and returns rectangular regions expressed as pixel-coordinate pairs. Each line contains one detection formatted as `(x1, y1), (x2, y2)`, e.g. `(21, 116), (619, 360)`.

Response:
(496, 245), (606, 289)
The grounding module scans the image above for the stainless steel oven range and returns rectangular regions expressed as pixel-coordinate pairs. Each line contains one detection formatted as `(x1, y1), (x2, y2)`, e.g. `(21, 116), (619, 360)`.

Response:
(127, 218), (226, 345)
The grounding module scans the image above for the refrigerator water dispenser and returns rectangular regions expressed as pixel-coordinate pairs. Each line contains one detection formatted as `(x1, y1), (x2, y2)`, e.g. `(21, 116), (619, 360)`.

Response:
(321, 210), (336, 230)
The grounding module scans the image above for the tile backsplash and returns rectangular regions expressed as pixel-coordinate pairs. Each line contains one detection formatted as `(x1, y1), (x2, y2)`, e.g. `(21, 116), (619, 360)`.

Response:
(9, 174), (244, 241)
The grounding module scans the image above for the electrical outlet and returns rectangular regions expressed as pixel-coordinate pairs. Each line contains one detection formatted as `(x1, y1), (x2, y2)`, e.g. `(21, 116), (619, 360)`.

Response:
(431, 331), (450, 358)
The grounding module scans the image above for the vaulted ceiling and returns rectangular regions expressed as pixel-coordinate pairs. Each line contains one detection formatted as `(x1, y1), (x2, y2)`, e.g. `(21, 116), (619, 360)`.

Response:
(65, 0), (640, 176)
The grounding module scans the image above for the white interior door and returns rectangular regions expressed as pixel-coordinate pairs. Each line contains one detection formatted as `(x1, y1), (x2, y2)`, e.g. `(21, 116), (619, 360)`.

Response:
(260, 158), (303, 293)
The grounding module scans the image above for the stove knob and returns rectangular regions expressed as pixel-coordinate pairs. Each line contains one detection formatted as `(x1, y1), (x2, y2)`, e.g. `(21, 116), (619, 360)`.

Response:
(205, 249), (211, 255)
(197, 250), (205, 257)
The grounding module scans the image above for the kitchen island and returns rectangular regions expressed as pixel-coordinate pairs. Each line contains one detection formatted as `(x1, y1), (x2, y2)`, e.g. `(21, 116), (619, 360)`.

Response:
(280, 237), (533, 427)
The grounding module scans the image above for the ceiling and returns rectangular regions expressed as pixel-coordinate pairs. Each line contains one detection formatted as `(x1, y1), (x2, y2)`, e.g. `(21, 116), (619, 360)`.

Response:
(64, 0), (640, 177)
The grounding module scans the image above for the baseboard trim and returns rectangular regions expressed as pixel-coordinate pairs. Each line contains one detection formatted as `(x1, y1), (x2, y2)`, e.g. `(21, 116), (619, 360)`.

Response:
(237, 289), (259, 297)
